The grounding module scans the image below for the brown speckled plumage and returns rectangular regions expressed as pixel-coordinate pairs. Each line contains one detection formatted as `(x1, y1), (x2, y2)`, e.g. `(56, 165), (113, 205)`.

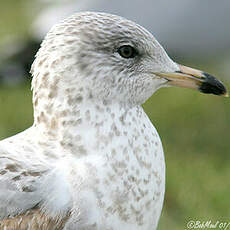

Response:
(0, 209), (70, 230)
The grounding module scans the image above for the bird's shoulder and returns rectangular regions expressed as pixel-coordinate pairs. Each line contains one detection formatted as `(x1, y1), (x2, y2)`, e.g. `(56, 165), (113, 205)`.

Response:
(0, 132), (73, 225)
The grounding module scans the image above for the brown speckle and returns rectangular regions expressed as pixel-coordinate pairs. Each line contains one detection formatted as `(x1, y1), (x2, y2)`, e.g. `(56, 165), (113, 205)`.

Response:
(75, 95), (83, 103)
(50, 117), (58, 130)
(22, 186), (34, 192)
(48, 91), (57, 99)
(34, 98), (38, 107)
(5, 164), (19, 172)
(76, 145), (87, 155)
(60, 110), (68, 117)
(12, 175), (21, 181)
(27, 171), (42, 177)
(85, 110), (91, 121)
(40, 111), (47, 123)
(76, 118), (82, 125)
(111, 123), (121, 136)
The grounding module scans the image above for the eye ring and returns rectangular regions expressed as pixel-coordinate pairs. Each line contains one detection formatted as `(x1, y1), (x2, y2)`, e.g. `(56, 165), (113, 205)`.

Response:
(117, 45), (138, 59)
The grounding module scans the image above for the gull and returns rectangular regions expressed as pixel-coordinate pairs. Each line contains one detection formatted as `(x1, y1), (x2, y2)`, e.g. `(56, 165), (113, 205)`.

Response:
(0, 12), (227, 230)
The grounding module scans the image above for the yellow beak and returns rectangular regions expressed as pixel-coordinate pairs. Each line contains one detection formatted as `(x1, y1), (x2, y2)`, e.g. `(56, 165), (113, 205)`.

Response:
(154, 64), (228, 97)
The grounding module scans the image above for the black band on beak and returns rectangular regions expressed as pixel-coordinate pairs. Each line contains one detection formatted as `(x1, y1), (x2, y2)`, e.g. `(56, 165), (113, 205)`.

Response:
(199, 72), (228, 96)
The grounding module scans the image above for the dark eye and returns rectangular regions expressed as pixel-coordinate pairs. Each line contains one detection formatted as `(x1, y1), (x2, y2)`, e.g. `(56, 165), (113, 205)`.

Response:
(117, 45), (138, 59)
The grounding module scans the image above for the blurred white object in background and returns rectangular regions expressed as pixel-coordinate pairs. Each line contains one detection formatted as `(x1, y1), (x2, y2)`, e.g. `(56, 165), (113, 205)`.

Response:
(32, 0), (230, 57)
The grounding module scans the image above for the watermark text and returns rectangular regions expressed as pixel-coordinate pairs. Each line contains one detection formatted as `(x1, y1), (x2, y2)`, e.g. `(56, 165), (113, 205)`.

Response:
(186, 220), (230, 230)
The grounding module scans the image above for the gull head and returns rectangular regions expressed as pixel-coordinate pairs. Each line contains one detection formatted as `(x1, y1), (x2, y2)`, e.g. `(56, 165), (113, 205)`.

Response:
(31, 12), (228, 118)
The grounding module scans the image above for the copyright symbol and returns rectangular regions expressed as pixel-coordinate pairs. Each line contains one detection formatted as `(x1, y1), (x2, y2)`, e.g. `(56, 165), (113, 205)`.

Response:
(187, 220), (195, 229)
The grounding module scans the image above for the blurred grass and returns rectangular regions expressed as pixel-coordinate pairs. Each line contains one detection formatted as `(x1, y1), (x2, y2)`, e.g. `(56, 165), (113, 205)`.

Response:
(0, 0), (31, 39)
(0, 0), (230, 229)
(0, 84), (33, 137)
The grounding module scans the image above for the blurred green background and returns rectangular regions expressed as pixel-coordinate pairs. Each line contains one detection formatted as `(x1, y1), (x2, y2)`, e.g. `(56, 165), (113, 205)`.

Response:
(0, 0), (229, 229)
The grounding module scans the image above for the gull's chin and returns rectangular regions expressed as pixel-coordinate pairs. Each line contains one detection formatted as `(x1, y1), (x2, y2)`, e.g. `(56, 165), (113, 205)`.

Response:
(153, 77), (170, 89)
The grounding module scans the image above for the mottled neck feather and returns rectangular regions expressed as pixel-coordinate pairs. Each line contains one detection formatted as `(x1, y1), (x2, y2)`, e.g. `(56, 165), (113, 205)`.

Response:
(31, 63), (139, 154)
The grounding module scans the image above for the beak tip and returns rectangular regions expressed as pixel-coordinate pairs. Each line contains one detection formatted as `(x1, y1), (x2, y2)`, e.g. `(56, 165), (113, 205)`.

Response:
(199, 72), (228, 97)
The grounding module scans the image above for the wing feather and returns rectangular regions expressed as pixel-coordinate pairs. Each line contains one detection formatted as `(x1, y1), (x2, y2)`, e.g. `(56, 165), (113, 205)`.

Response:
(0, 208), (70, 230)
(0, 149), (73, 228)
